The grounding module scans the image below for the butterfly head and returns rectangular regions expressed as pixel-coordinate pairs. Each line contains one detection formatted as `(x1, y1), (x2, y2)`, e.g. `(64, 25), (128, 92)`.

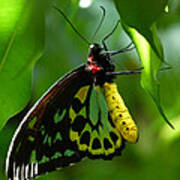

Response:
(88, 43), (102, 61)
(88, 43), (114, 74)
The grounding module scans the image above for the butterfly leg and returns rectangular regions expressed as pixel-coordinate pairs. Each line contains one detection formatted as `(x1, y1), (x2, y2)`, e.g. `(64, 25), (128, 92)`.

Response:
(106, 68), (143, 76)
(105, 42), (135, 56)
(106, 66), (172, 76)
(102, 20), (134, 56)
(102, 20), (121, 60)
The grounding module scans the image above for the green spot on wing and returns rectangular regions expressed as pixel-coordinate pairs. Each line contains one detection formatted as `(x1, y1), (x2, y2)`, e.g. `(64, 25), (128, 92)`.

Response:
(98, 87), (112, 131)
(53, 132), (62, 143)
(28, 136), (35, 142)
(90, 88), (99, 126)
(15, 142), (21, 153)
(48, 136), (52, 145)
(30, 150), (36, 163)
(83, 123), (92, 133)
(54, 109), (66, 123)
(28, 117), (37, 129)
(52, 152), (62, 159)
(39, 156), (49, 164)
(64, 149), (75, 157)
(40, 125), (45, 136)
(79, 106), (86, 118)
(43, 134), (48, 144)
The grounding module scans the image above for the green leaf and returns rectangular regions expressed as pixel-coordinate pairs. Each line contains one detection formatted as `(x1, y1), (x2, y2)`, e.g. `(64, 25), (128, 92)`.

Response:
(114, 0), (174, 128)
(114, 0), (167, 28)
(114, 0), (167, 59)
(0, 0), (45, 130)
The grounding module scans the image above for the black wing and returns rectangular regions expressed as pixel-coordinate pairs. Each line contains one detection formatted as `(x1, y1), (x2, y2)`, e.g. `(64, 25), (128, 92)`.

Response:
(6, 65), (93, 180)
(6, 64), (125, 180)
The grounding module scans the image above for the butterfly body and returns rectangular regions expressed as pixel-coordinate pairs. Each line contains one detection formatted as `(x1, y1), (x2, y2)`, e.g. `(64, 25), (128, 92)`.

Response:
(102, 82), (138, 143)
(6, 42), (138, 180)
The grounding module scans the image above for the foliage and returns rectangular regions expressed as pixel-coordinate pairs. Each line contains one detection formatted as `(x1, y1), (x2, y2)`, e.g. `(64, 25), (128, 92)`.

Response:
(114, 0), (173, 128)
(0, 0), (45, 130)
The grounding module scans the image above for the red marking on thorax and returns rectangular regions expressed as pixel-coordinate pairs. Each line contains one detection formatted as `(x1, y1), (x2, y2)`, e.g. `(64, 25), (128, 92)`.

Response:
(88, 63), (102, 74)
(88, 55), (102, 74)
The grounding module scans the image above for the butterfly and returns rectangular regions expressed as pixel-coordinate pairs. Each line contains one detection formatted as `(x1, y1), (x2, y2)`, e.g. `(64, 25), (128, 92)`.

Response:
(6, 6), (139, 180)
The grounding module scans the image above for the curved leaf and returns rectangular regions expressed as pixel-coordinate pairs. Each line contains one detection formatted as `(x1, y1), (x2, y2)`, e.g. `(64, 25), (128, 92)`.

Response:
(114, 0), (167, 59)
(0, 0), (45, 130)
(114, 0), (173, 128)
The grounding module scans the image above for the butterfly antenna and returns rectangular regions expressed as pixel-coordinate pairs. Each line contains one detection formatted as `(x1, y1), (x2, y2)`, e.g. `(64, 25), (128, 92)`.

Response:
(53, 5), (91, 45)
(91, 6), (106, 42)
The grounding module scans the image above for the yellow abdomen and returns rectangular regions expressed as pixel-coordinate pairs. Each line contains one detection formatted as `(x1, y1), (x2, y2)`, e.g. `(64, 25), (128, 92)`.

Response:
(102, 82), (138, 144)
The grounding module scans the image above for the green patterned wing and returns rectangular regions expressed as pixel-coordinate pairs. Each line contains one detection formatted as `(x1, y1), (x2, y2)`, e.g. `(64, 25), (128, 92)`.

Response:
(6, 65), (93, 180)
(6, 65), (125, 180)
(69, 85), (125, 160)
